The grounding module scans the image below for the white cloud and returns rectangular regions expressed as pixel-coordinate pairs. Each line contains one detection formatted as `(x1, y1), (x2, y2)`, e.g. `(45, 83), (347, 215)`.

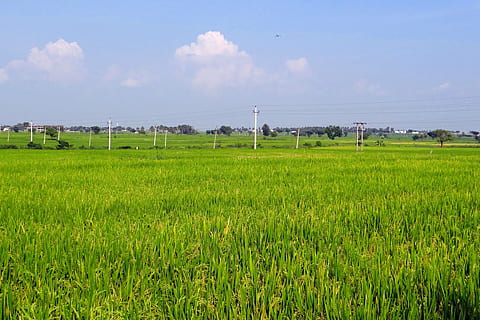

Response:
(175, 31), (248, 62)
(354, 79), (385, 96)
(103, 65), (151, 88)
(6, 39), (86, 83)
(285, 57), (309, 75)
(121, 78), (141, 88)
(0, 69), (8, 84)
(175, 31), (265, 92)
(437, 82), (451, 90)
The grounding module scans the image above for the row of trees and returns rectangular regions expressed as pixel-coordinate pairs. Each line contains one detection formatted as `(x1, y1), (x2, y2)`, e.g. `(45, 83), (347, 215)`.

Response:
(261, 124), (353, 140)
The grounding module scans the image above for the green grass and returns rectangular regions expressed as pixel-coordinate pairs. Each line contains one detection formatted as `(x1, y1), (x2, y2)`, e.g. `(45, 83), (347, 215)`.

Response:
(0, 147), (479, 318)
(2, 130), (478, 150)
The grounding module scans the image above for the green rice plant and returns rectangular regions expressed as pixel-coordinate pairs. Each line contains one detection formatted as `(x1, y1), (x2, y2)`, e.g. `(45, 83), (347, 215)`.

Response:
(0, 148), (478, 319)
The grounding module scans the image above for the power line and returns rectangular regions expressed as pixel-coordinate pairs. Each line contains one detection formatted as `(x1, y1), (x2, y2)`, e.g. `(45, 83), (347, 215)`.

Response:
(260, 95), (480, 108)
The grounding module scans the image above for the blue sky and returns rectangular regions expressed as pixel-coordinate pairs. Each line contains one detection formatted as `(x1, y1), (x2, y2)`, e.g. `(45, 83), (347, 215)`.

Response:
(1, 0), (479, 130)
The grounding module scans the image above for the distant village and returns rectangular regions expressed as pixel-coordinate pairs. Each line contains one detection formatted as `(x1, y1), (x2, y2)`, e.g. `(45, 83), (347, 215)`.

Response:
(1, 121), (478, 138)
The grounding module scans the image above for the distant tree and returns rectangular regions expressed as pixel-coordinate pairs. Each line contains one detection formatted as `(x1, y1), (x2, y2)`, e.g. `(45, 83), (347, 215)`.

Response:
(262, 123), (270, 136)
(45, 127), (58, 138)
(27, 142), (42, 149)
(91, 126), (101, 134)
(412, 133), (428, 141)
(270, 131), (278, 137)
(428, 129), (455, 148)
(13, 126), (20, 133)
(325, 125), (343, 140)
(219, 125), (233, 136)
(56, 140), (72, 150)
(304, 129), (315, 137)
(177, 124), (197, 135)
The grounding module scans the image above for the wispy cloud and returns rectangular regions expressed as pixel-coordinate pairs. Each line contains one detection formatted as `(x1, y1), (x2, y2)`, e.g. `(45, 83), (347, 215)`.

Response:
(0, 69), (8, 84)
(436, 82), (451, 90)
(285, 57), (310, 76)
(121, 78), (141, 88)
(354, 78), (385, 96)
(102, 65), (151, 88)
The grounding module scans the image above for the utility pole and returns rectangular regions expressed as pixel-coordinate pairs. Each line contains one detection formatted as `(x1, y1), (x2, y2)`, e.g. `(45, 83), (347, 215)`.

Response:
(353, 122), (367, 151)
(164, 129), (168, 149)
(296, 128), (300, 149)
(361, 123), (365, 151)
(108, 120), (112, 150)
(355, 123), (359, 151)
(30, 121), (33, 142)
(213, 128), (217, 149)
(88, 128), (92, 148)
(7, 128), (10, 142)
(153, 126), (157, 147)
(57, 126), (61, 141)
(253, 106), (259, 150)
(43, 128), (46, 144)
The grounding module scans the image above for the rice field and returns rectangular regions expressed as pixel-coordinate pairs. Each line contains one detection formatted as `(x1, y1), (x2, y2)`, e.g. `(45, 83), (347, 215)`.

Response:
(0, 147), (479, 319)
(2, 130), (479, 150)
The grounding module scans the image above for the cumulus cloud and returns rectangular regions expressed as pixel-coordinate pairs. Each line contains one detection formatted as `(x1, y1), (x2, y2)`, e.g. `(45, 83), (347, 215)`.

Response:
(0, 69), (8, 84)
(175, 31), (248, 62)
(354, 79), (385, 96)
(175, 31), (265, 92)
(6, 39), (86, 83)
(285, 57), (309, 75)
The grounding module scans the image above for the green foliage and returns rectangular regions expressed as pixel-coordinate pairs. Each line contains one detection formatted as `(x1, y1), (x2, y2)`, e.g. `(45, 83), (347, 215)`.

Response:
(45, 127), (58, 138)
(428, 129), (455, 148)
(219, 125), (233, 136)
(412, 133), (428, 140)
(56, 140), (72, 150)
(91, 126), (101, 134)
(26, 141), (42, 149)
(270, 131), (278, 137)
(262, 123), (270, 136)
(325, 125), (343, 140)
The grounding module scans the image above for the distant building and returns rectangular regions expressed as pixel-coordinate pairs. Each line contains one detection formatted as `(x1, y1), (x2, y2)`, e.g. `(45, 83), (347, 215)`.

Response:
(25, 124), (64, 132)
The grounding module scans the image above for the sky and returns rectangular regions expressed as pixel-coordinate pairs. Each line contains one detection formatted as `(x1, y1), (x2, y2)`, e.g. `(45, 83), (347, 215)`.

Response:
(1, 0), (479, 131)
